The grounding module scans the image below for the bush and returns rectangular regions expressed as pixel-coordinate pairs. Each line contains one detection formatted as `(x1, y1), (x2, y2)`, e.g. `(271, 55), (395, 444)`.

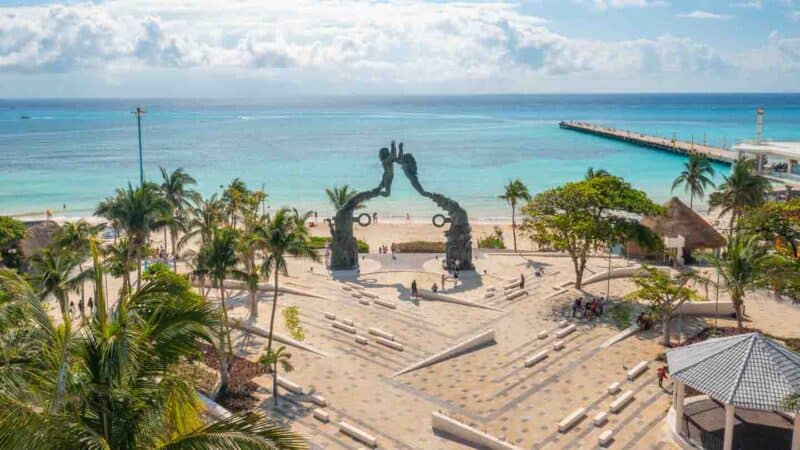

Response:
(309, 236), (369, 253)
(478, 226), (505, 249)
(393, 241), (446, 253)
(608, 302), (632, 329)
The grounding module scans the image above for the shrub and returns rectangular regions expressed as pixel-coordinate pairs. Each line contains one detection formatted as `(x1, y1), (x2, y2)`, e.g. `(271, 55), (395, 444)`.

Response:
(394, 241), (446, 253)
(608, 302), (632, 329)
(478, 226), (505, 249)
(309, 236), (368, 253)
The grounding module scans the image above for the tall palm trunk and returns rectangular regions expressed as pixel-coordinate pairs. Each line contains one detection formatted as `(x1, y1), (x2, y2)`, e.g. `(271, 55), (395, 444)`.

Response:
(266, 268), (281, 405)
(249, 287), (258, 321)
(216, 337), (229, 399)
(689, 191), (694, 210)
(733, 293), (744, 330)
(170, 226), (179, 271)
(662, 316), (671, 346)
(511, 203), (517, 252)
(219, 281), (233, 355)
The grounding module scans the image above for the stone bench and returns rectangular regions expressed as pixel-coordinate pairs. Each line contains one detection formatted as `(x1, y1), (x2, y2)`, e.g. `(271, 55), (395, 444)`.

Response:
(524, 350), (548, 367)
(310, 394), (327, 407)
(324, 312), (336, 320)
(607, 382), (621, 395)
(342, 285), (352, 291)
(313, 408), (329, 423)
(552, 340), (565, 351)
(555, 324), (577, 338)
(558, 320), (569, 328)
(487, 286), (496, 292)
(358, 298), (370, 305)
(338, 421), (377, 448)
(344, 282), (363, 291)
(368, 328), (395, 341)
(341, 319), (354, 326)
(609, 390), (634, 413)
(333, 322), (356, 334)
(558, 407), (586, 432)
(351, 292), (362, 299)
(537, 330), (548, 339)
(485, 292), (495, 299)
(506, 289), (527, 301)
(505, 280), (521, 290)
(276, 376), (303, 394)
(355, 335), (368, 345)
(360, 291), (378, 299)
(593, 411), (608, 426)
(598, 429), (614, 446)
(626, 361), (648, 380)
(374, 298), (396, 309)
(375, 336), (403, 351)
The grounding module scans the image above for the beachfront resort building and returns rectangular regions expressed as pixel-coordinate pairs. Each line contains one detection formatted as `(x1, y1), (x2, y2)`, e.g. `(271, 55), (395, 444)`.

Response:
(734, 141), (800, 198)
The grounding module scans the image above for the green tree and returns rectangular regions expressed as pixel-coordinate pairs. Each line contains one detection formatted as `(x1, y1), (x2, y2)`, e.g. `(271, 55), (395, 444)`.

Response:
(181, 195), (224, 251)
(258, 346), (294, 403)
(498, 179), (531, 252)
(96, 182), (170, 290)
(709, 157), (771, 235)
(325, 185), (362, 211)
(701, 233), (778, 330)
(0, 216), (25, 268)
(259, 208), (318, 405)
(52, 220), (98, 316)
(671, 154), (716, 210)
(626, 266), (699, 346)
(521, 175), (663, 289)
(160, 167), (201, 270)
(28, 247), (90, 321)
(198, 227), (238, 397)
(585, 167), (610, 179)
(223, 178), (249, 229)
(0, 244), (306, 450)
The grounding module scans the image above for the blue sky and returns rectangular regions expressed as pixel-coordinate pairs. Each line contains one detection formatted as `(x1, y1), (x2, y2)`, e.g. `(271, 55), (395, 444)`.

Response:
(0, 0), (798, 97)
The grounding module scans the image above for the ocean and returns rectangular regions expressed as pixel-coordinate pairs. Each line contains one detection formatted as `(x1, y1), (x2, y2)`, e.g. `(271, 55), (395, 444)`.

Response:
(1, 94), (799, 220)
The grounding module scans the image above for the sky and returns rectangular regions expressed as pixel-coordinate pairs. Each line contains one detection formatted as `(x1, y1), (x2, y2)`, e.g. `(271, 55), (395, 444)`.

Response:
(0, 0), (798, 97)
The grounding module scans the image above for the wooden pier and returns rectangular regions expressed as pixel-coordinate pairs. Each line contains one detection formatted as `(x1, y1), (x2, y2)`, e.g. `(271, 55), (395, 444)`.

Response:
(559, 121), (735, 164)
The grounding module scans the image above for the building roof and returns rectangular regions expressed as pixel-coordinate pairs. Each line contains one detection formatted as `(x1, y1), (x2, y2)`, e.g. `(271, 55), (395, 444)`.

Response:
(667, 333), (800, 412)
(734, 141), (800, 159)
(640, 197), (726, 251)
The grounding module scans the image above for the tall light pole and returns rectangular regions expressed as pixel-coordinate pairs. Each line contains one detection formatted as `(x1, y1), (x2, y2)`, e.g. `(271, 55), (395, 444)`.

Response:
(133, 107), (146, 186)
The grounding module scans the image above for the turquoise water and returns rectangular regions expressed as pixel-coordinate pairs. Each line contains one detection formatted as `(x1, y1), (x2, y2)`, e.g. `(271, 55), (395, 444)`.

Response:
(1, 94), (799, 219)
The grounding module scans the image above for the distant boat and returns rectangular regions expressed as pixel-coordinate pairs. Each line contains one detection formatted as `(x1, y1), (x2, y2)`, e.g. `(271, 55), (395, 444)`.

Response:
(20, 115), (30, 120)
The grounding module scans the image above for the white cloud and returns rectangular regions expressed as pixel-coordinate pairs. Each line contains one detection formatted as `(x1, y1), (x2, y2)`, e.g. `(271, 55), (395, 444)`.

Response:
(676, 10), (734, 20)
(578, 0), (669, 10)
(731, 0), (761, 8)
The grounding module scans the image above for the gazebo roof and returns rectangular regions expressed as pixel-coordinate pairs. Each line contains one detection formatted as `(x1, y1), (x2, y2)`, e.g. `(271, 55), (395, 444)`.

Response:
(667, 333), (800, 412)
(640, 197), (726, 251)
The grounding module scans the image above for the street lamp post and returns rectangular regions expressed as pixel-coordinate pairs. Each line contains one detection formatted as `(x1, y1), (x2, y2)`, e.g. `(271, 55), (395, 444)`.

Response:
(133, 107), (146, 186)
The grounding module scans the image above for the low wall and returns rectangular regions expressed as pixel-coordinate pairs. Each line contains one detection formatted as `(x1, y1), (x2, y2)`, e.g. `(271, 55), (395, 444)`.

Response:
(674, 301), (735, 317)
(432, 412), (522, 450)
(394, 329), (495, 377)
(581, 265), (670, 285)
(228, 321), (328, 356)
(417, 290), (504, 312)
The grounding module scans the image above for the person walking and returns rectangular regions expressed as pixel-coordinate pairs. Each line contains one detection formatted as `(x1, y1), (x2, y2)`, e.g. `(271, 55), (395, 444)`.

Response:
(520, 273), (525, 289)
(68, 301), (75, 319)
(411, 280), (418, 299)
(88, 297), (94, 315)
(657, 366), (669, 388)
(78, 298), (85, 322)
(441, 273), (446, 290)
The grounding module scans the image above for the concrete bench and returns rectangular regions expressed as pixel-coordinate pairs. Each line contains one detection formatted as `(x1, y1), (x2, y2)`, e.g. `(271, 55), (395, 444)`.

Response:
(505, 280), (521, 290)
(484, 292), (495, 299)
(558, 320), (569, 328)
(313, 408), (329, 423)
(342, 285), (352, 291)
(324, 312), (336, 320)
(361, 291), (378, 299)
(506, 289), (527, 300)
(276, 376), (303, 394)
(375, 337), (403, 351)
(368, 328), (395, 341)
(358, 298), (370, 305)
(333, 322), (356, 334)
(310, 394), (327, 407)
(538, 330), (548, 339)
(351, 292), (362, 299)
(609, 390), (634, 413)
(374, 298), (396, 309)
(558, 407), (586, 432)
(607, 382), (621, 395)
(355, 335), (368, 345)
(341, 319), (354, 326)
(555, 324), (577, 338)
(339, 421), (377, 448)
(593, 411), (608, 426)
(487, 286), (496, 292)
(598, 429), (614, 446)
(344, 282), (363, 291)
(524, 350), (548, 367)
(626, 361), (648, 380)
(552, 340), (565, 350)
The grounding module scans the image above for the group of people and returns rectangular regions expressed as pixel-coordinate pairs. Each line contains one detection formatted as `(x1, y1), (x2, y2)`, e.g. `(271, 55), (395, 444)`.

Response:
(68, 296), (95, 320)
(377, 244), (394, 255)
(571, 296), (604, 318)
(636, 312), (655, 330)
(154, 245), (169, 260)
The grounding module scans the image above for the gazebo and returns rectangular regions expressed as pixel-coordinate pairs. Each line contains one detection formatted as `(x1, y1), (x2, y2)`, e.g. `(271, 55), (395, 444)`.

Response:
(667, 333), (800, 450)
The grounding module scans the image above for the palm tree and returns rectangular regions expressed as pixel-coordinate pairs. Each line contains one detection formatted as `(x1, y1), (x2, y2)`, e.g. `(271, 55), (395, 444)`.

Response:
(101, 238), (136, 293)
(233, 214), (266, 322)
(701, 233), (776, 330)
(181, 195), (223, 251)
(52, 220), (97, 314)
(260, 208), (319, 404)
(199, 226), (238, 396)
(0, 245), (306, 449)
(498, 179), (531, 252)
(259, 346), (293, 402)
(28, 247), (90, 321)
(672, 154), (716, 210)
(223, 178), (249, 229)
(325, 185), (362, 211)
(96, 182), (170, 290)
(160, 167), (201, 270)
(585, 167), (610, 179)
(709, 158), (771, 235)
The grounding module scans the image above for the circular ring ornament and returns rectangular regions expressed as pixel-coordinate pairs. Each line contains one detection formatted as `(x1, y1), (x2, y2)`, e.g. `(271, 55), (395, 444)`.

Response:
(432, 214), (448, 228)
(356, 213), (372, 227)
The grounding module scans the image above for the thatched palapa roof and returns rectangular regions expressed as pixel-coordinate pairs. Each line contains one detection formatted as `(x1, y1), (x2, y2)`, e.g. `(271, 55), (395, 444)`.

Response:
(641, 197), (726, 251)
